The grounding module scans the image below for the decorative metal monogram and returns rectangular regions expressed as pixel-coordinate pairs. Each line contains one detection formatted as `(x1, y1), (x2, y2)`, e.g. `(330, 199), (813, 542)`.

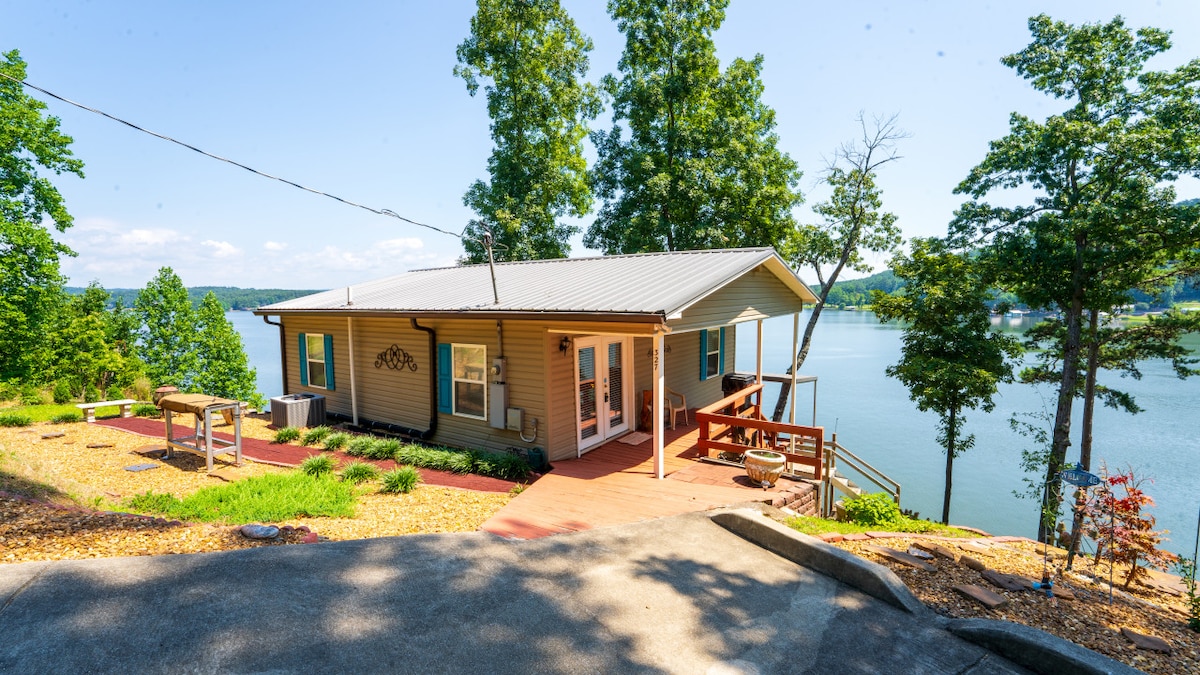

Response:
(375, 344), (418, 371)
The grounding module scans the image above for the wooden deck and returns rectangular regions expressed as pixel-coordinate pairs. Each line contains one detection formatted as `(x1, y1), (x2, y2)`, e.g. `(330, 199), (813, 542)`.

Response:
(481, 419), (807, 539)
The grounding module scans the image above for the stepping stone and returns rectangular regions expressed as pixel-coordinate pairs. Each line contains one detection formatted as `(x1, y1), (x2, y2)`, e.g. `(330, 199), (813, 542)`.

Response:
(1120, 627), (1172, 654)
(953, 584), (1008, 609)
(239, 524), (280, 540)
(818, 533), (844, 543)
(87, 443), (114, 449)
(906, 547), (934, 560)
(957, 541), (996, 557)
(982, 569), (1029, 592)
(124, 463), (159, 472)
(208, 470), (237, 482)
(913, 541), (960, 562)
(961, 555), (987, 572)
(1053, 585), (1076, 601)
(864, 544), (936, 572)
(41, 431), (65, 439)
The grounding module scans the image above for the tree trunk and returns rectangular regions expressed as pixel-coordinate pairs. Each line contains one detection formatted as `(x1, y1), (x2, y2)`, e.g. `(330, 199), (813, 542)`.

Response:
(770, 301), (825, 422)
(943, 406), (956, 525)
(1066, 308), (1100, 568)
(1041, 234), (1086, 542)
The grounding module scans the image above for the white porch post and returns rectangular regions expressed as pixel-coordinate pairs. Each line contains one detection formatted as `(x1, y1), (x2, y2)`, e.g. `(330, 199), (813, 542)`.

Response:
(347, 317), (358, 426)
(789, 313), (799, 424)
(755, 319), (763, 385)
(653, 332), (665, 480)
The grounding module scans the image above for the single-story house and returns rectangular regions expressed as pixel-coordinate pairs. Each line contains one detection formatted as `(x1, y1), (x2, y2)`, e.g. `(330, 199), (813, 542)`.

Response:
(253, 247), (817, 478)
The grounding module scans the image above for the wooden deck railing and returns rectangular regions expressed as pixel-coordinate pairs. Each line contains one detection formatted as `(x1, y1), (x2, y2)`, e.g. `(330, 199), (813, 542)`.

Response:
(695, 383), (824, 480)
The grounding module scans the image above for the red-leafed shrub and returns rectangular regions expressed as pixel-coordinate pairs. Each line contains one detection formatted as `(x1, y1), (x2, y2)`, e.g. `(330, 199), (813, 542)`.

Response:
(1082, 463), (1176, 590)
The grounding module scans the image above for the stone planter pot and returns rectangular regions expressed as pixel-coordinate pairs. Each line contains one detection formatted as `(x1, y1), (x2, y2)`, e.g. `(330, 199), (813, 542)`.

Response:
(152, 385), (179, 406)
(744, 449), (786, 488)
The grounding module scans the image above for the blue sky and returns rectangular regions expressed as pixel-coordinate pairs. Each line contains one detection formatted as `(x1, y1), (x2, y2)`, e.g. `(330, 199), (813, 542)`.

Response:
(6, 1), (1200, 290)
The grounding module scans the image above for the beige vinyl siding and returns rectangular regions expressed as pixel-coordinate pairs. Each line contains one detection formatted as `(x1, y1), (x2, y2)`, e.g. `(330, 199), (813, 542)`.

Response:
(546, 331), (578, 461)
(283, 316), (352, 414)
(284, 315), (549, 454)
(668, 265), (806, 333)
(631, 330), (734, 421)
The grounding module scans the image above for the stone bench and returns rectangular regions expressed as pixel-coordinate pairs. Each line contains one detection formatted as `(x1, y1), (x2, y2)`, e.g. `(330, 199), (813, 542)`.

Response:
(76, 399), (137, 423)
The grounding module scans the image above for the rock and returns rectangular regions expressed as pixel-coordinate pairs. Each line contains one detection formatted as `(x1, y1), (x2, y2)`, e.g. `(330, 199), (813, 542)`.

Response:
(961, 555), (987, 572)
(86, 443), (114, 449)
(957, 541), (996, 557)
(1120, 627), (1172, 654)
(912, 541), (960, 562)
(864, 544), (937, 572)
(953, 584), (1008, 609)
(982, 569), (1029, 592)
(40, 432), (65, 439)
(906, 547), (934, 560)
(302, 532), (319, 544)
(239, 524), (280, 540)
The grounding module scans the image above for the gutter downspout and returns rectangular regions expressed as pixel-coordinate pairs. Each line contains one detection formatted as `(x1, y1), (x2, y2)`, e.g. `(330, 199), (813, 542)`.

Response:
(262, 315), (287, 395)
(411, 318), (438, 440)
(347, 316), (358, 426)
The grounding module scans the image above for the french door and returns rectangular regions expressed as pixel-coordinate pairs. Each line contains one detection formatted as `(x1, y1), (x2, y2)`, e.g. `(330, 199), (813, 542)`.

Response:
(575, 336), (631, 454)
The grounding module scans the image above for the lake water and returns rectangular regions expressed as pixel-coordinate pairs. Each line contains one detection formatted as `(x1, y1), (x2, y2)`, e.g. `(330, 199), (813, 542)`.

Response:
(229, 309), (1199, 555)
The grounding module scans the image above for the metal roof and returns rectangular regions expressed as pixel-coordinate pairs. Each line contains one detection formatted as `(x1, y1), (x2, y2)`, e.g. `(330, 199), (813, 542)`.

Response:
(255, 247), (816, 320)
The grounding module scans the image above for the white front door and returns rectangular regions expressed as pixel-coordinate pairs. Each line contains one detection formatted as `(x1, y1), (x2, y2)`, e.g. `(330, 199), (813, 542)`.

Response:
(575, 336), (631, 454)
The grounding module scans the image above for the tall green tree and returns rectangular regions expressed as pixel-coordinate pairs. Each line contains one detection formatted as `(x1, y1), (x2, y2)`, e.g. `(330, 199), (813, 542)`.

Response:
(872, 238), (1021, 524)
(50, 283), (131, 399)
(194, 292), (262, 408)
(135, 267), (197, 389)
(586, 0), (802, 254)
(0, 50), (85, 383)
(770, 115), (904, 421)
(949, 15), (1200, 539)
(455, 0), (601, 262)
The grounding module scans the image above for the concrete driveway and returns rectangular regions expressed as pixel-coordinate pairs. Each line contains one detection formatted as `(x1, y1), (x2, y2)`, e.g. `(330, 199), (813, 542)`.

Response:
(0, 510), (1046, 674)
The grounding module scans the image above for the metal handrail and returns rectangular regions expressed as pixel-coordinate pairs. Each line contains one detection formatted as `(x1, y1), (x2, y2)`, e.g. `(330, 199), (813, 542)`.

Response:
(821, 435), (901, 517)
(828, 440), (900, 494)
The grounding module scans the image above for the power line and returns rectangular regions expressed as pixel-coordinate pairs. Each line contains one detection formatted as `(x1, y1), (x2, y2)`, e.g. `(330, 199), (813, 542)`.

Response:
(0, 72), (462, 240)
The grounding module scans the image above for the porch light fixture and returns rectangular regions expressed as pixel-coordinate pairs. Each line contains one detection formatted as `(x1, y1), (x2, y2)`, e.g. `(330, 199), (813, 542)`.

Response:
(559, 335), (572, 354)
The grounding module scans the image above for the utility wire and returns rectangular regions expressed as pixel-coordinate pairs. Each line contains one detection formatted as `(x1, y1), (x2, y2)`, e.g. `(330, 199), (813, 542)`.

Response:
(0, 72), (462, 240)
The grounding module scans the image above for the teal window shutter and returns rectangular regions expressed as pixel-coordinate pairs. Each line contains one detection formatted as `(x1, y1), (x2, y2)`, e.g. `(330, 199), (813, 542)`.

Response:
(298, 333), (309, 387)
(324, 334), (336, 391)
(437, 343), (453, 413)
(698, 329), (708, 381)
(718, 327), (726, 375)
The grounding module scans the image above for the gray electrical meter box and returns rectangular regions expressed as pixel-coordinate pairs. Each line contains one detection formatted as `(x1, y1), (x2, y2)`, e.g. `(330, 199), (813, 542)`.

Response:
(506, 407), (523, 432)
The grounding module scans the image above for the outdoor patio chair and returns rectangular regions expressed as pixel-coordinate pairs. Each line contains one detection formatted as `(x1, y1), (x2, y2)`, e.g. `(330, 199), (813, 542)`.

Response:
(665, 386), (688, 429)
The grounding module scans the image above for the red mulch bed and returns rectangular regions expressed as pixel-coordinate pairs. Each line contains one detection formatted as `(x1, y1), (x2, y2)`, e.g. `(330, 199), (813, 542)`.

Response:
(95, 417), (520, 493)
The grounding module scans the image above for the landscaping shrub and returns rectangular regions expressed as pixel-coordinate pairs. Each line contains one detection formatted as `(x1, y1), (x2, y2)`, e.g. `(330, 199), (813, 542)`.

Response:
(494, 452), (532, 481)
(131, 377), (154, 402)
(49, 411), (82, 424)
(105, 386), (124, 401)
(126, 472), (355, 523)
(19, 385), (43, 406)
(341, 461), (381, 485)
(380, 466), (422, 494)
(367, 438), (401, 460)
(844, 492), (902, 527)
(133, 403), (160, 417)
(345, 435), (376, 457)
(52, 381), (72, 405)
(323, 432), (351, 451)
(301, 426), (333, 446)
(390, 443), (530, 480)
(83, 384), (100, 403)
(0, 412), (34, 427)
(1178, 557), (1200, 632)
(273, 426), (301, 443)
(300, 454), (336, 477)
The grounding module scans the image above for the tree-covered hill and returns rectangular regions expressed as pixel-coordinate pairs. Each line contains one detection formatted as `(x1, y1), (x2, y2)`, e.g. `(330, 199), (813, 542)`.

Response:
(65, 286), (324, 311)
(820, 270), (903, 307)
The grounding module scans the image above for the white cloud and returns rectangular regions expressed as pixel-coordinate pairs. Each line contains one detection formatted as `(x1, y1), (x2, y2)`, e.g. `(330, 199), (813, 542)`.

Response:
(201, 239), (242, 258)
(264, 241), (287, 251)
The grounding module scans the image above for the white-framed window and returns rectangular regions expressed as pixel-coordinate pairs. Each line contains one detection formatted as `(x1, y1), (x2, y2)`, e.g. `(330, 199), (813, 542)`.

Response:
(300, 333), (334, 390)
(452, 343), (487, 419)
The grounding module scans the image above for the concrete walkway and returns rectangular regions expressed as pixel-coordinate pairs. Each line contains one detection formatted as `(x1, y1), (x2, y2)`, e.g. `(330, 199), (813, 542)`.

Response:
(0, 510), (1043, 675)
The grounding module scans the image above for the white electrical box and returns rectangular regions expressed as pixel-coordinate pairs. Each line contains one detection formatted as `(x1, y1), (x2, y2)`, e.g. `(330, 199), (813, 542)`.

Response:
(506, 407), (523, 432)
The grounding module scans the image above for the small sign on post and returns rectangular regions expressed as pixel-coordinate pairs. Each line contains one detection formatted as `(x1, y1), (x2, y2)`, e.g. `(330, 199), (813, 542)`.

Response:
(1060, 463), (1100, 487)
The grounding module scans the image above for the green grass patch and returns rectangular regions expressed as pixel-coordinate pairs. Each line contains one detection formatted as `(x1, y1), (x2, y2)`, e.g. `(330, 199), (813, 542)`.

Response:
(124, 472), (355, 523)
(785, 515), (980, 538)
(0, 412), (34, 427)
(0, 403), (115, 423)
(48, 411), (83, 424)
